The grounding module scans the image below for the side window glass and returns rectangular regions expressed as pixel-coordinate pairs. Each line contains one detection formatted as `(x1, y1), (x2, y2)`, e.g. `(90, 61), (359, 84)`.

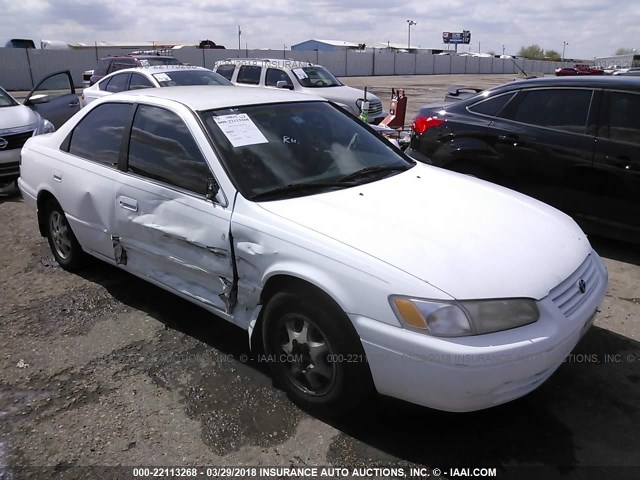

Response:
(98, 77), (111, 91)
(265, 68), (293, 88)
(32, 72), (73, 100)
(68, 103), (131, 167)
(129, 73), (154, 90)
(105, 73), (130, 93)
(216, 65), (235, 80)
(128, 105), (211, 195)
(505, 89), (592, 134)
(468, 93), (515, 117)
(237, 65), (261, 85)
(601, 91), (640, 146)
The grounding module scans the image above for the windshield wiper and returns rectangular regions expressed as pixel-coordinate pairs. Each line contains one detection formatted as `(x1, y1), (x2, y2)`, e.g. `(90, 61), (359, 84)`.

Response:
(337, 165), (410, 183)
(250, 181), (351, 201)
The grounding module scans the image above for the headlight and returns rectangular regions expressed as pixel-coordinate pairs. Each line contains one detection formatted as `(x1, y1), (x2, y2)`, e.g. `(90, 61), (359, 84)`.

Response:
(42, 119), (55, 134)
(35, 117), (55, 135)
(390, 296), (539, 337)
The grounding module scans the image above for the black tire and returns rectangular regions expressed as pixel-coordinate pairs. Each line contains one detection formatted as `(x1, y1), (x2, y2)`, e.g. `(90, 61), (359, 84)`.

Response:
(262, 287), (374, 415)
(44, 200), (85, 271)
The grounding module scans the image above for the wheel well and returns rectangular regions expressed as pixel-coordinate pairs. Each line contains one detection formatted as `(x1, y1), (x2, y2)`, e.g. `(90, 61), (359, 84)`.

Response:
(36, 190), (59, 237)
(250, 275), (346, 352)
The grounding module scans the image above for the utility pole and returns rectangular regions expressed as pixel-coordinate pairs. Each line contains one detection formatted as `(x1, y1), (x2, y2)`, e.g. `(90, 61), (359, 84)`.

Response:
(407, 20), (417, 50)
(562, 41), (568, 62)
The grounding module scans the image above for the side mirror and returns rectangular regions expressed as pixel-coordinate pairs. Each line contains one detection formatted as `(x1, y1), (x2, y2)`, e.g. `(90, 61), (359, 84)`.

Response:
(276, 81), (293, 90)
(206, 177), (220, 201)
(25, 94), (50, 106)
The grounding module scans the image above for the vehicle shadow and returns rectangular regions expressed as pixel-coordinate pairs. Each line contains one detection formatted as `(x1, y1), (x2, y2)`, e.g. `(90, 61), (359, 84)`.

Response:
(589, 235), (640, 267)
(0, 189), (22, 204)
(320, 325), (640, 476)
(74, 260), (640, 477)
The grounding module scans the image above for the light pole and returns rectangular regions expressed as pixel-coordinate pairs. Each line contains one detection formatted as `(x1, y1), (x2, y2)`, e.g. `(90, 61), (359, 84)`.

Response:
(238, 25), (241, 51)
(407, 20), (417, 50)
(562, 41), (568, 62)
(502, 44), (505, 57)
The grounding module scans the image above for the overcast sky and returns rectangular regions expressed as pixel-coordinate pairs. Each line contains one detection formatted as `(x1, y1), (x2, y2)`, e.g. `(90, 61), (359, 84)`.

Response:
(2, 0), (638, 59)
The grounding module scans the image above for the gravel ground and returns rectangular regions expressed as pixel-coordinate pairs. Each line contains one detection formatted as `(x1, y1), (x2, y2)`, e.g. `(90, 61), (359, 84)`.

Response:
(1, 75), (640, 480)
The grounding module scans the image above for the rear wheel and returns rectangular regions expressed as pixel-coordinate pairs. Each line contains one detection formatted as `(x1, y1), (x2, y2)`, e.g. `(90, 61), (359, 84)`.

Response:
(262, 287), (373, 415)
(45, 200), (85, 271)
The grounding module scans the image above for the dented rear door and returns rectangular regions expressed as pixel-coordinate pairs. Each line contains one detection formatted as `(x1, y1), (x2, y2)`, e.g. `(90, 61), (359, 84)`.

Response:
(113, 103), (235, 313)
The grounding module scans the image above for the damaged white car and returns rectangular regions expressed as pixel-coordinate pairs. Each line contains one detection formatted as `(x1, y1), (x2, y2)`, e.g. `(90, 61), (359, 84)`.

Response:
(19, 86), (608, 414)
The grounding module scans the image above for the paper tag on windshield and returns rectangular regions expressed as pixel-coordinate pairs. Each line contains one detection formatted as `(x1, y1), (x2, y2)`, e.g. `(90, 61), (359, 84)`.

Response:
(153, 73), (171, 82)
(292, 68), (308, 80)
(213, 114), (268, 148)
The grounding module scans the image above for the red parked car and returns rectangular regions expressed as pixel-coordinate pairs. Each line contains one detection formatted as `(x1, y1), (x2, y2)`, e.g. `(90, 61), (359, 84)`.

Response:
(555, 67), (579, 76)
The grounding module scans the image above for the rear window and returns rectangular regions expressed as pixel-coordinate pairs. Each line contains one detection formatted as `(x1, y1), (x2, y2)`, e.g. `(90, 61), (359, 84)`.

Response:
(152, 70), (232, 86)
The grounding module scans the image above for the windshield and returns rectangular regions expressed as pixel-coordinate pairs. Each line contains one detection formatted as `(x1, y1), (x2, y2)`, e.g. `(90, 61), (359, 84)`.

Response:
(138, 57), (182, 67)
(292, 66), (342, 88)
(201, 101), (413, 200)
(0, 87), (18, 107)
(153, 70), (232, 86)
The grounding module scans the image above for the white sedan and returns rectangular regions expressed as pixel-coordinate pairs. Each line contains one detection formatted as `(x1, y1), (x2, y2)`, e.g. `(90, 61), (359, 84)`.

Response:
(19, 86), (608, 414)
(80, 65), (232, 107)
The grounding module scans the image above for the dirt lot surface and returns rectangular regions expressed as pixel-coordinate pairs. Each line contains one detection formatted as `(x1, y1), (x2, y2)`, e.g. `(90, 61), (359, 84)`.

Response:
(1, 75), (640, 480)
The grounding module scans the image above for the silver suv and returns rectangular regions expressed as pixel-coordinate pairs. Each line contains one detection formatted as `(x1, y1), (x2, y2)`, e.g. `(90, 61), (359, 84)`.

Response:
(213, 58), (386, 123)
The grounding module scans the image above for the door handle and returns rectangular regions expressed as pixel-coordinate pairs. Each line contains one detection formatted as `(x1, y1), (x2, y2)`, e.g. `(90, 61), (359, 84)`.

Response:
(68, 102), (79, 107)
(119, 196), (138, 212)
(53, 174), (62, 182)
(497, 134), (519, 142)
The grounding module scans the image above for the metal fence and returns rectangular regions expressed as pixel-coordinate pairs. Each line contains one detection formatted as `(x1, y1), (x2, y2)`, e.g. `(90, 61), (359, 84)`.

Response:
(0, 46), (566, 90)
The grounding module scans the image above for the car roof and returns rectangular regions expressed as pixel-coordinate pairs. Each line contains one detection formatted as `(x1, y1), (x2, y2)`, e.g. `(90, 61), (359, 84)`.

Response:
(496, 75), (640, 90)
(101, 55), (176, 60)
(107, 85), (325, 110)
(103, 66), (211, 76)
(215, 58), (315, 67)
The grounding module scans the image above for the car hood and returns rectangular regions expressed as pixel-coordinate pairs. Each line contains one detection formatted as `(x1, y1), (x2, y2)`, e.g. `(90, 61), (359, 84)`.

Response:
(304, 85), (380, 106)
(0, 104), (39, 130)
(257, 164), (591, 300)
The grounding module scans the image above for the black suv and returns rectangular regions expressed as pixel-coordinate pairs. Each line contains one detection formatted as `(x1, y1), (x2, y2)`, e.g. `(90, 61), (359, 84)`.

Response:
(89, 54), (182, 85)
(407, 76), (640, 243)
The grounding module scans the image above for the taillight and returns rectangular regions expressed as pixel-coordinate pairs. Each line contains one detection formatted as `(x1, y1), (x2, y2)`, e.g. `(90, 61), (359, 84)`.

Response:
(412, 115), (445, 135)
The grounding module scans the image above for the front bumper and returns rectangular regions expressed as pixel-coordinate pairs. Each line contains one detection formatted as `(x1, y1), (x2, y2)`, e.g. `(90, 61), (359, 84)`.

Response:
(0, 149), (21, 184)
(351, 251), (608, 412)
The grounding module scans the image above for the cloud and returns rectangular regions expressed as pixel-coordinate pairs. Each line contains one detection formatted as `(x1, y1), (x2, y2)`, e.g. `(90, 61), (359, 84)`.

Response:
(0, 0), (637, 59)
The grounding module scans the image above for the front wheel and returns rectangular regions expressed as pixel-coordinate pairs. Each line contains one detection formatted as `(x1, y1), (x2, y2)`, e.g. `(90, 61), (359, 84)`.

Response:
(262, 288), (373, 415)
(45, 200), (85, 271)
